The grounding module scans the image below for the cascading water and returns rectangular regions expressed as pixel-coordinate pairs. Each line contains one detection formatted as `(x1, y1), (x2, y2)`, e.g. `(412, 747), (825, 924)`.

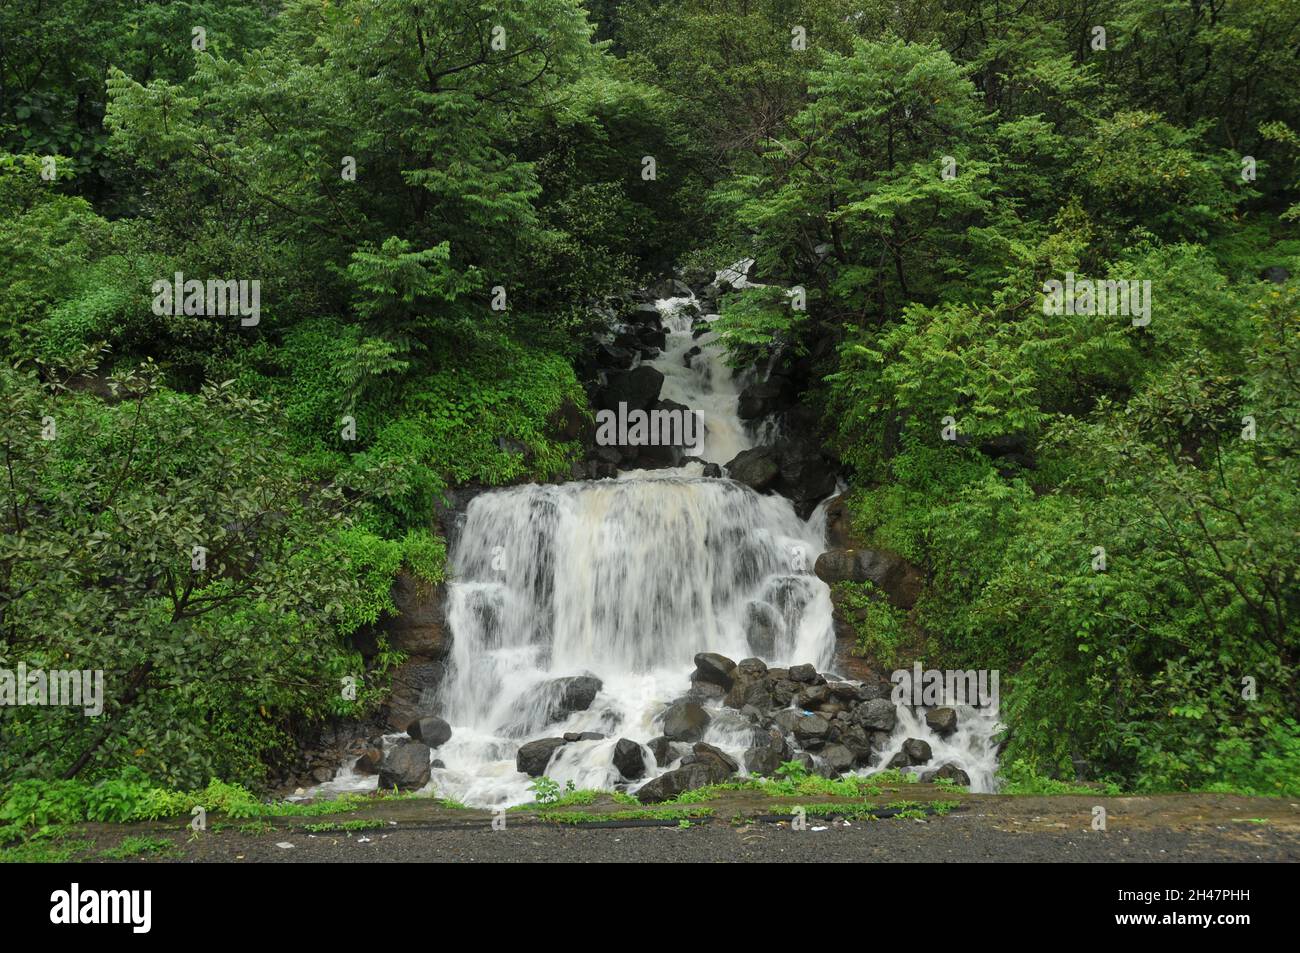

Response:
(313, 286), (1000, 806)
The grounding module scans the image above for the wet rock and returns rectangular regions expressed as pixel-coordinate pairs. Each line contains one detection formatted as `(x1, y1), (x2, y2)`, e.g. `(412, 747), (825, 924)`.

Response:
(383, 658), (446, 730)
(795, 684), (830, 710)
(793, 714), (830, 750)
(725, 447), (781, 492)
(516, 738), (567, 777)
(503, 675), (603, 734)
(354, 747), (383, 775)
(920, 762), (970, 786)
(736, 657), (768, 679)
(743, 601), (781, 657)
(820, 743), (856, 774)
(839, 726), (873, 764)
(407, 715), (452, 748)
(613, 738), (648, 780)
(771, 709), (805, 734)
(743, 728), (792, 776)
(788, 663), (819, 684)
(377, 740), (431, 791)
(598, 365), (664, 413)
(661, 701), (711, 742)
(737, 377), (792, 420)
(563, 731), (606, 742)
(635, 758), (733, 804)
(902, 738), (932, 765)
(823, 494), (857, 549)
(723, 675), (773, 711)
(649, 277), (692, 299)
(701, 462), (723, 478)
(381, 572), (450, 658)
(683, 742), (739, 774)
(851, 698), (898, 733)
(692, 652), (737, 690)
(646, 735), (687, 767)
(885, 751), (910, 770)
(772, 435), (838, 518)
(814, 548), (923, 610)
(925, 707), (958, 737)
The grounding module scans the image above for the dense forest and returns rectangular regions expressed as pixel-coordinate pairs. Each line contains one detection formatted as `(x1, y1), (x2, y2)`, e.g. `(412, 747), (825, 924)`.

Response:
(2, 0), (1297, 823)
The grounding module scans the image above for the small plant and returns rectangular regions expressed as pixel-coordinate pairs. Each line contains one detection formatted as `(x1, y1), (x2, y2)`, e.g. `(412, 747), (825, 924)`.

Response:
(529, 776), (562, 805)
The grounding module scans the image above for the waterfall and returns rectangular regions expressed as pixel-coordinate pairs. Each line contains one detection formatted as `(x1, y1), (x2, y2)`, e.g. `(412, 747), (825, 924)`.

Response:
(420, 296), (835, 805)
(309, 289), (1000, 807)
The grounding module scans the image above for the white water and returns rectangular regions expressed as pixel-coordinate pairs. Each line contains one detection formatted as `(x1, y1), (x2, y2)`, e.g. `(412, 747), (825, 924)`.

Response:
(309, 289), (1000, 806)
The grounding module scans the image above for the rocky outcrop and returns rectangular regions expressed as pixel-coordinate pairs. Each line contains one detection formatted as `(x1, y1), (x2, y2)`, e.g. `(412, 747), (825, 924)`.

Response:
(925, 707), (958, 737)
(660, 701), (711, 742)
(724, 433), (837, 520)
(378, 740), (432, 791)
(516, 737), (568, 777)
(381, 572), (450, 658)
(503, 675), (603, 735)
(407, 715), (453, 748)
(691, 653), (737, 690)
(815, 548), (923, 610)
(613, 738), (648, 780)
(597, 365), (664, 413)
(920, 762), (971, 785)
(383, 658), (446, 730)
(635, 743), (737, 803)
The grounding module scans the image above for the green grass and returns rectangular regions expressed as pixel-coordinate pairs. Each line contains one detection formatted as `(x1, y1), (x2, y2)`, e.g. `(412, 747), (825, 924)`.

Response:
(100, 835), (182, 860)
(536, 807), (715, 825)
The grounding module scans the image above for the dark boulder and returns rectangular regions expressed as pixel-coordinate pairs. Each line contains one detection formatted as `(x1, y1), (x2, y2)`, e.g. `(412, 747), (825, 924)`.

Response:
(819, 743), (856, 773)
(635, 758), (733, 804)
(692, 652), (737, 690)
(563, 731), (606, 742)
(814, 548), (924, 610)
(920, 762), (971, 785)
(598, 365), (664, 413)
(646, 735), (687, 767)
(383, 658), (446, 730)
(902, 738), (932, 766)
(377, 740), (431, 791)
(736, 377), (792, 420)
(788, 663), (819, 684)
(516, 737), (567, 777)
(613, 738), (648, 780)
(725, 447), (781, 492)
(407, 715), (452, 748)
(661, 701), (711, 742)
(743, 728), (792, 776)
(648, 277), (692, 299)
(503, 675), (603, 735)
(925, 707), (958, 737)
(683, 742), (739, 774)
(381, 572), (450, 658)
(851, 698), (898, 733)
(793, 714), (830, 750)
